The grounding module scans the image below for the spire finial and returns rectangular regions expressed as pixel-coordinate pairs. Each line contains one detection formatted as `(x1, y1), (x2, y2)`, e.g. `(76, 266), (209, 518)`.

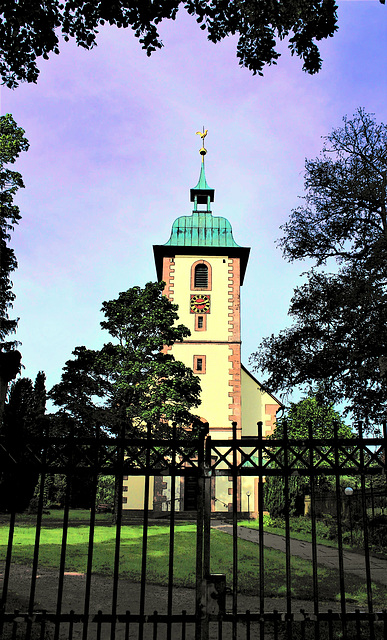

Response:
(196, 127), (208, 162)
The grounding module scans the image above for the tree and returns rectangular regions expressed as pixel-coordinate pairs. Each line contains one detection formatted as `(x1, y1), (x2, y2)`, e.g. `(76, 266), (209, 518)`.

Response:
(48, 345), (109, 436)
(32, 369), (47, 417)
(0, 372), (47, 512)
(0, 0), (359, 88)
(0, 114), (29, 420)
(95, 475), (115, 507)
(50, 282), (202, 513)
(50, 281), (202, 437)
(0, 114), (29, 345)
(264, 396), (352, 518)
(251, 109), (387, 426)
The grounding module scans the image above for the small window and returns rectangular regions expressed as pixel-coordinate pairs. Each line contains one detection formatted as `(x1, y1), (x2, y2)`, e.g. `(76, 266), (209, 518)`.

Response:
(194, 264), (208, 288)
(122, 496), (128, 504)
(193, 355), (206, 374)
(195, 314), (207, 331)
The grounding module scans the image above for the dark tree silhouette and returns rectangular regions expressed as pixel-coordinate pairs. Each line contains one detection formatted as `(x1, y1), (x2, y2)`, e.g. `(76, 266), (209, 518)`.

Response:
(0, 1), (361, 88)
(251, 109), (387, 426)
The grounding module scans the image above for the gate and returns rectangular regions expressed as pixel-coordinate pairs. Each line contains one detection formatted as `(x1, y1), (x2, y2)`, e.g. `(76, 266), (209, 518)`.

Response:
(0, 420), (386, 639)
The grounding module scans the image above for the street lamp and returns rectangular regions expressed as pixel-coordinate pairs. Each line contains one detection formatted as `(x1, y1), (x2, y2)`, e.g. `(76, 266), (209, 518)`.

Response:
(246, 491), (251, 519)
(344, 487), (354, 545)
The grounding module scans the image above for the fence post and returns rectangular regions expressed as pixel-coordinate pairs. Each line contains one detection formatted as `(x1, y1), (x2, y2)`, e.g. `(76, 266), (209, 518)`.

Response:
(195, 422), (209, 640)
(358, 421), (374, 638)
(334, 419), (347, 640)
(257, 421), (265, 620)
(308, 421), (320, 640)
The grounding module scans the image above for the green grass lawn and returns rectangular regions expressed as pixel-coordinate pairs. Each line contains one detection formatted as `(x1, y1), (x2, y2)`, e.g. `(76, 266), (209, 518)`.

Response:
(239, 515), (386, 556)
(1, 516), (386, 608)
(240, 516), (343, 547)
(0, 509), (113, 525)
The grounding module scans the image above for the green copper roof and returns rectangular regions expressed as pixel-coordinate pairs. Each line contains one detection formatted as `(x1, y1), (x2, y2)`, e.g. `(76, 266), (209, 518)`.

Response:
(190, 162), (214, 204)
(165, 211), (240, 247)
(164, 155), (239, 248)
(155, 142), (250, 282)
(194, 161), (211, 190)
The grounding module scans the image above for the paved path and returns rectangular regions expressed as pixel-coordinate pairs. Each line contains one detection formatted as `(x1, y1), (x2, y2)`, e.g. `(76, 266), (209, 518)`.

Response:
(212, 523), (387, 586)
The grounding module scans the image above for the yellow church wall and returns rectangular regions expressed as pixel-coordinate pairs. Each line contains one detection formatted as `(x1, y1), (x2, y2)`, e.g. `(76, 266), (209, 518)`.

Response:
(124, 158), (284, 515)
(215, 476), (230, 512)
(241, 366), (279, 438)
(241, 477), (256, 513)
(172, 254), (231, 341)
(158, 476), (181, 511)
(172, 342), (231, 428)
(122, 476), (154, 510)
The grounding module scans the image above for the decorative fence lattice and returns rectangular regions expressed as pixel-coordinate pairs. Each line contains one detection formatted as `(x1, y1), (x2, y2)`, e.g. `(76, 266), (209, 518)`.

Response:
(0, 421), (386, 639)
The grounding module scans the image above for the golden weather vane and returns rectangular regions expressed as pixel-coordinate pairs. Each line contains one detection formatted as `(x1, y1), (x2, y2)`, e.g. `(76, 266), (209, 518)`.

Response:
(196, 127), (208, 161)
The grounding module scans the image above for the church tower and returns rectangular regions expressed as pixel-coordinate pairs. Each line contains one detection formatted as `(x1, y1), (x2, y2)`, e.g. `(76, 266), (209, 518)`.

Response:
(154, 135), (249, 440)
(152, 132), (282, 514)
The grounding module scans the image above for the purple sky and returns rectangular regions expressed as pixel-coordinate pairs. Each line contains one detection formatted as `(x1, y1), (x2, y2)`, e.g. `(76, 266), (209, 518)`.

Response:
(0, 1), (386, 405)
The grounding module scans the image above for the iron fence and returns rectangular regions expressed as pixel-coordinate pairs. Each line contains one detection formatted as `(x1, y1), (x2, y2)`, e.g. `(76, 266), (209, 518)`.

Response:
(0, 420), (386, 639)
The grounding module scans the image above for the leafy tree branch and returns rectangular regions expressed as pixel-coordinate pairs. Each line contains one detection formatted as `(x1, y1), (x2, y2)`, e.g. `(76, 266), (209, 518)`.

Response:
(50, 281), (202, 437)
(0, 1), (351, 88)
(251, 109), (387, 426)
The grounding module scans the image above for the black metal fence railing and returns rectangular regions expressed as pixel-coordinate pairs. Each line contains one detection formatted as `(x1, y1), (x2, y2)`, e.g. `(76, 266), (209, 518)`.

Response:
(0, 420), (386, 639)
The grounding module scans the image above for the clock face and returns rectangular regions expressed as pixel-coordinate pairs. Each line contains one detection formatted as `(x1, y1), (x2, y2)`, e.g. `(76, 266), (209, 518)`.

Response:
(190, 294), (211, 314)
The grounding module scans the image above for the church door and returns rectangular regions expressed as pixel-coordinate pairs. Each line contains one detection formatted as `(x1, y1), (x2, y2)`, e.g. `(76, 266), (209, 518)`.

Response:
(184, 475), (198, 510)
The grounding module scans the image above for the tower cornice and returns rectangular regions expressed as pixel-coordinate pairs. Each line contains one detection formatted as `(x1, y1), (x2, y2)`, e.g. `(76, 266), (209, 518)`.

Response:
(153, 244), (250, 285)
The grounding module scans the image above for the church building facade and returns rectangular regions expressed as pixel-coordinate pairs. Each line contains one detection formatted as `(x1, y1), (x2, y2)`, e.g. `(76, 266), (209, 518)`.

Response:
(123, 138), (282, 516)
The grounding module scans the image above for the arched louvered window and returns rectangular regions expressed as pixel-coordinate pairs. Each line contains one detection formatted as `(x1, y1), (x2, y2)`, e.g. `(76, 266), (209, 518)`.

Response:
(194, 264), (208, 288)
(191, 260), (212, 290)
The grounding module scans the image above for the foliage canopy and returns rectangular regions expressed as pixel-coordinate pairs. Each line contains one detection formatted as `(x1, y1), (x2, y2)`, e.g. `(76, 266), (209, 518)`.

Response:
(264, 397), (352, 518)
(251, 109), (387, 426)
(0, 372), (47, 511)
(0, 114), (29, 350)
(50, 281), (202, 436)
(0, 1), (347, 88)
